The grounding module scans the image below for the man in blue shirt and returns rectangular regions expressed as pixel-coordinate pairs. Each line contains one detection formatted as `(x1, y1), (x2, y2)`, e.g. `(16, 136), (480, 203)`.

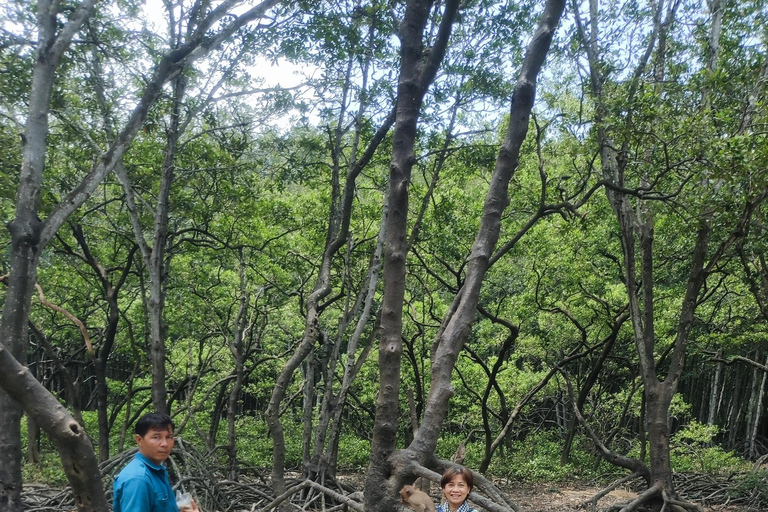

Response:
(113, 413), (199, 512)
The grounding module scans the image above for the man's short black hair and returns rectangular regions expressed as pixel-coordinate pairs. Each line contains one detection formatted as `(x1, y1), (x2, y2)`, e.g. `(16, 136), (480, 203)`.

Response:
(135, 413), (175, 437)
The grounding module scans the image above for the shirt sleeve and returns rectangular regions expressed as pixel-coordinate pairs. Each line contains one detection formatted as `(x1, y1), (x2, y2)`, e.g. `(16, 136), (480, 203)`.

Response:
(115, 477), (153, 512)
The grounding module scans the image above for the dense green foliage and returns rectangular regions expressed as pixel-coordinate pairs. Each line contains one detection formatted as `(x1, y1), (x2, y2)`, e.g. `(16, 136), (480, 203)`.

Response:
(1, 0), (767, 507)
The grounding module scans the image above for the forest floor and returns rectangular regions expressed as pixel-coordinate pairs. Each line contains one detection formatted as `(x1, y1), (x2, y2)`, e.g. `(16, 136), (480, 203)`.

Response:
(20, 478), (761, 512)
(21, 465), (763, 512)
(334, 473), (760, 512)
(500, 482), (754, 512)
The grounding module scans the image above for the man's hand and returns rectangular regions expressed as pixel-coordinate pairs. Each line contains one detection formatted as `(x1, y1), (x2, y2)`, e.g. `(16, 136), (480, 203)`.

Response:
(179, 499), (200, 512)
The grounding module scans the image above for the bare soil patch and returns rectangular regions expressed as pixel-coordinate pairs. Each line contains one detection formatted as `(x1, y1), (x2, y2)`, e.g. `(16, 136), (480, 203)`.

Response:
(501, 482), (754, 512)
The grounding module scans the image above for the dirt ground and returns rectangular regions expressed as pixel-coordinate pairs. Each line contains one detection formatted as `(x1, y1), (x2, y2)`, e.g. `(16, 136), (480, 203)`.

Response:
(501, 483), (753, 512)
(334, 472), (756, 512)
(505, 483), (637, 511)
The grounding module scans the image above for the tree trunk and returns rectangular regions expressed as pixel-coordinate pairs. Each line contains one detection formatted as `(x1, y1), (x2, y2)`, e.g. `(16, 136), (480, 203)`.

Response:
(0, 3), (99, 508)
(266, 299), (324, 508)
(725, 373), (744, 450)
(227, 360), (245, 480)
(302, 350), (317, 475)
(0, 265), (30, 512)
(561, 318), (623, 464)
(207, 382), (229, 451)
(219, 251), (248, 480)
(27, 414), (40, 464)
(707, 352), (723, 425)
(0, 2), (281, 508)
(646, 382), (673, 498)
(411, 0), (565, 461)
(746, 353), (767, 458)
(0, 339), (108, 511)
(367, 0), (563, 509)
(151, 74), (186, 414)
(313, 205), (386, 480)
(67, 224), (136, 461)
(573, 0), (731, 504)
(365, 0), (462, 507)
(265, 44), (396, 512)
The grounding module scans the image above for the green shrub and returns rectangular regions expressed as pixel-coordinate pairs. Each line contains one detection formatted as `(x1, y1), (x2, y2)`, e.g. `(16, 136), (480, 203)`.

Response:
(670, 421), (750, 474)
(483, 432), (579, 482)
(22, 452), (69, 486)
(729, 469), (768, 507)
(336, 434), (371, 469)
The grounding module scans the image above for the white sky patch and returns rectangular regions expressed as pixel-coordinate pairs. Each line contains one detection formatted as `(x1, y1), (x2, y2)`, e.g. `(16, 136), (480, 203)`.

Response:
(141, 0), (309, 88)
(139, 0), (321, 129)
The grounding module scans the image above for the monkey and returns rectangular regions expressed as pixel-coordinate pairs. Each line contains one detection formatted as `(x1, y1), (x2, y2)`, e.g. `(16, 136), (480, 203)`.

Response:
(400, 484), (438, 512)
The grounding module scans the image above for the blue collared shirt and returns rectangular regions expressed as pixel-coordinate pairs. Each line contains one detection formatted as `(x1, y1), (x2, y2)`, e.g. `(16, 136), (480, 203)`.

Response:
(436, 502), (479, 512)
(113, 452), (179, 512)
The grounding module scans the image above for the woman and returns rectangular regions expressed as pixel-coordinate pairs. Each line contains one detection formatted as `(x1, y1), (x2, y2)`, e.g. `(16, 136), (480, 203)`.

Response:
(436, 467), (479, 512)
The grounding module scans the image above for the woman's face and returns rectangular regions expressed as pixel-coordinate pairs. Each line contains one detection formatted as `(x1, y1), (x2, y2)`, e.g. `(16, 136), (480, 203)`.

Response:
(442, 474), (470, 510)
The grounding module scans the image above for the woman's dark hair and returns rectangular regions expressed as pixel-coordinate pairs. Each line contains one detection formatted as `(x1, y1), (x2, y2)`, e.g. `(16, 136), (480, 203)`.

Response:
(440, 466), (474, 492)
(135, 413), (175, 437)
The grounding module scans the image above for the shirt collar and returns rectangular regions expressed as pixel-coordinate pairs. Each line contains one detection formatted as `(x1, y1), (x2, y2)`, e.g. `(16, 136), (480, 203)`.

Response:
(438, 502), (474, 512)
(135, 452), (167, 472)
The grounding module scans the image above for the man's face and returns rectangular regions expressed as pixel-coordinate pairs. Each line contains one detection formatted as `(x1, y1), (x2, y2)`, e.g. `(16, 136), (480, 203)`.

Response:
(135, 426), (175, 465)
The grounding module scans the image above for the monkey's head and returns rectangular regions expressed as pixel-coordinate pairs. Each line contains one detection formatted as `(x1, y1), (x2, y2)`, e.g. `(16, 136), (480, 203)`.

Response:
(400, 485), (416, 503)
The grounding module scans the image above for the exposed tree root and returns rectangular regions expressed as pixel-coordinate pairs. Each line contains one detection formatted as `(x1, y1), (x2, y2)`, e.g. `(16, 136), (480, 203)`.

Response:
(581, 472), (645, 510)
(609, 482), (663, 512)
(20, 444), (766, 512)
(20, 440), (365, 512)
(601, 481), (709, 512)
(661, 489), (703, 512)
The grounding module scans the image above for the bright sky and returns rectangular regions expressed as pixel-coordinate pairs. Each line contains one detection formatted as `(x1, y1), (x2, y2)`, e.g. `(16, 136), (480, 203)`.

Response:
(139, 0), (319, 129)
(141, 0), (307, 90)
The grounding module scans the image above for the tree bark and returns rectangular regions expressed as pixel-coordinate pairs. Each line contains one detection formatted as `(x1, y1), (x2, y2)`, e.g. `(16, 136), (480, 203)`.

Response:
(561, 313), (626, 464)
(411, 0), (564, 462)
(302, 349), (318, 475)
(265, 43), (396, 510)
(573, 0), (766, 502)
(63, 223), (137, 461)
(224, 250), (253, 480)
(309, 31), (387, 482)
(0, 344), (107, 510)
(746, 354), (767, 458)
(0, 1), (281, 509)
(365, 0), (462, 507)
(367, 0), (563, 509)
(0, 2), (99, 509)
(26, 413), (40, 464)
(707, 352), (723, 425)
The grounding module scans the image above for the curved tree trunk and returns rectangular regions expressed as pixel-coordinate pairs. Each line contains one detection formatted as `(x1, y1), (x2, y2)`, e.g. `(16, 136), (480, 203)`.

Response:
(561, 314), (626, 463)
(265, 54), (396, 511)
(0, 251), (38, 511)
(367, 1), (563, 510)
(65, 224), (137, 461)
(226, 252), (251, 480)
(645, 381), (674, 503)
(0, 3), (100, 509)
(151, 72), (186, 414)
(411, 0), (565, 465)
(365, 0), (462, 508)
(323, 267), (383, 479)
(573, 0), (766, 504)
(0, 2), (282, 509)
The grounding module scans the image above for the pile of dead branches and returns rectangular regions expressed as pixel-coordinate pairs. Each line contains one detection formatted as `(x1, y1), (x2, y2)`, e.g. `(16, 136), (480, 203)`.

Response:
(673, 472), (767, 509)
(22, 443), (767, 512)
(22, 438), (364, 512)
(585, 471), (767, 511)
